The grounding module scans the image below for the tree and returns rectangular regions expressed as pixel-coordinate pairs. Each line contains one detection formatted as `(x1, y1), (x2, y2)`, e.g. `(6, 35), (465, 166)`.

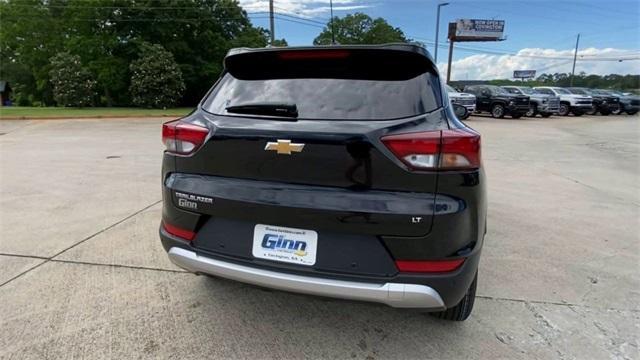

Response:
(271, 39), (289, 47)
(0, 0), (270, 106)
(48, 52), (96, 107)
(129, 43), (185, 108)
(487, 73), (640, 92)
(313, 13), (409, 45)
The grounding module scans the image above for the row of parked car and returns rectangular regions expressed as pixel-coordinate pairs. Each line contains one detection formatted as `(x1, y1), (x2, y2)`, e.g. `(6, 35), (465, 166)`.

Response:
(447, 84), (640, 119)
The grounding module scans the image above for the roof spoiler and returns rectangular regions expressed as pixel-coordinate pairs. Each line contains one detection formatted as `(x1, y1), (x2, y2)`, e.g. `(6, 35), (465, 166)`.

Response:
(224, 44), (439, 81)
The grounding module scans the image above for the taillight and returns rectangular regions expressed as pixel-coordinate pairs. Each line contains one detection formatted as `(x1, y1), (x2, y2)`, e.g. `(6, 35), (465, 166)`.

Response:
(162, 221), (196, 241)
(395, 259), (464, 273)
(162, 120), (209, 155)
(380, 128), (480, 170)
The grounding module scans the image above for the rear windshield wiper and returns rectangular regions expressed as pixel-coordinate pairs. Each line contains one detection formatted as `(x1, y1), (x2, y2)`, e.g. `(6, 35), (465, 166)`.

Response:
(225, 103), (298, 118)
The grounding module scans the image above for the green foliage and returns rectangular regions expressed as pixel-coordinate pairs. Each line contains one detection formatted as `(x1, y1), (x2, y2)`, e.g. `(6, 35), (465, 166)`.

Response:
(129, 43), (185, 109)
(487, 72), (640, 90)
(0, 0), (270, 106)
(313, 13), (409, 45)
(271, 39), (289, 47)
(49, 52), (96, 107)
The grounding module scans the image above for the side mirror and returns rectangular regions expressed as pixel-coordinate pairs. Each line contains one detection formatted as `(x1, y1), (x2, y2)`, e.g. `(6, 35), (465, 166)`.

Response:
(452, 104), (469, 119)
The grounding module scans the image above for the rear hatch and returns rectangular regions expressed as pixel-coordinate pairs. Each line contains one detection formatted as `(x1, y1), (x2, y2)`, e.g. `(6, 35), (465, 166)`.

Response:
(168, 46), (451, 271)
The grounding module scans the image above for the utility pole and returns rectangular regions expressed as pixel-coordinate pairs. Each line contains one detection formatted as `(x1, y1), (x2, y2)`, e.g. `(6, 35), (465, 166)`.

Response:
(434, 2), (449, 62)
(446, 39), (454, 82)
(330, 0), (335, 44)
(269, 0), (275, 45)
(570, 33), (580, 86)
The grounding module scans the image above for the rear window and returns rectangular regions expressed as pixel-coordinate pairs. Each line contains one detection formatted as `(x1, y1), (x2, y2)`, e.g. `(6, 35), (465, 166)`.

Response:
(203, 49), (443, 120)
(204, 73), (441, 120)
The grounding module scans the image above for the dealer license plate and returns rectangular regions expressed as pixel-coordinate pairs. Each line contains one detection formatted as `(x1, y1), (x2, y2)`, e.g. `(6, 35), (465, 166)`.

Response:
(252, 224), (317, 266)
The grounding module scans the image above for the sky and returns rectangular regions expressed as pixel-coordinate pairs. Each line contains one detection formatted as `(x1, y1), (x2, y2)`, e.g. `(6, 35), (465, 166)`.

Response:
(239, 0), (640, 79)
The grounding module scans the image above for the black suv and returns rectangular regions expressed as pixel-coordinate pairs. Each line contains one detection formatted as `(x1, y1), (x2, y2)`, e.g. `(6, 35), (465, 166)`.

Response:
(160, 44), (487, 321)
(568, 87), (619, 115)
(464, 85), (530, 119)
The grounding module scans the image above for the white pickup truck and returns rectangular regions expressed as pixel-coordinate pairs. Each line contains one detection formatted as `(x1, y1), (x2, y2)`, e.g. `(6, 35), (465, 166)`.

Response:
(446, 85), (476, 119)
(534, 87), (592, 116)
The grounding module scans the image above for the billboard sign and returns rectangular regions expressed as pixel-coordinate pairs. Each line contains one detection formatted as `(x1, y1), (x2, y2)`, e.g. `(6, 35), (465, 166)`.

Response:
(454, 19), (505, 40)
(513, 70), (536, 79)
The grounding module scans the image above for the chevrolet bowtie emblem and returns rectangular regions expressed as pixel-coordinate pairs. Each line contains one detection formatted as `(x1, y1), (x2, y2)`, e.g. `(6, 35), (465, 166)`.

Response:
(264, 139), (305, 155)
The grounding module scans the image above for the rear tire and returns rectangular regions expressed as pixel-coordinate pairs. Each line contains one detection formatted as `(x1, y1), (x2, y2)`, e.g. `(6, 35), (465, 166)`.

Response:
(586, 105), (597, 115)
(431, 273), (477, 321)
(572, 110), (584, 117)
(558, 103), (570, 116)
(491, 104), (505, 118)
(612, 105), (623, 115)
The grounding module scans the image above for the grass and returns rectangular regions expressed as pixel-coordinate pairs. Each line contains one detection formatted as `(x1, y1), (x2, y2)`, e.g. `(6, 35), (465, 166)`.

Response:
(0, 106), (193, 119)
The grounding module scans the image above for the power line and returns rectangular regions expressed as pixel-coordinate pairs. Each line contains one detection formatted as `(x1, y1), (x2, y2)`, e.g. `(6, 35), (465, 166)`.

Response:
(273, 12), (327, 26)
(410, 35), (640, 61)
(455, 1), (621, 28)
(273, 5), (330, 22)
(1, 4), (249, 10)
(273, 15), (324, 28)
(2, 14), (270, 22)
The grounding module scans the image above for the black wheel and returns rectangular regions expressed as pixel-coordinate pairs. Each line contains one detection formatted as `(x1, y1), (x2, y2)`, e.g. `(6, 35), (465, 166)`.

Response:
(612, 105), (623, 115)
(586, 105), (597, 115)
(626, 110), (638, 115)
(541, 113), (552, 118)
(511, 112), (523, 119)
(572, 109), (584, 117)
(558, 103), (570, 116)
(525, 104), (537, 117)
(431, 273), (477, 321)
(600, 110), (611, 116)
(491, 104), (505, 118)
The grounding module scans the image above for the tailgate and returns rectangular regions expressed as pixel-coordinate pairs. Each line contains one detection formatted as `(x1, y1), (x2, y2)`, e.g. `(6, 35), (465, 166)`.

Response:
(170, 46), (445, 238)
(173, 113), (444, 237)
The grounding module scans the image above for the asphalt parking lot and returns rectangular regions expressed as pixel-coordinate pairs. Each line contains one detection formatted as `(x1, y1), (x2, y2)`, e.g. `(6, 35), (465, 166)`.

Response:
(1, 114), (638, 359)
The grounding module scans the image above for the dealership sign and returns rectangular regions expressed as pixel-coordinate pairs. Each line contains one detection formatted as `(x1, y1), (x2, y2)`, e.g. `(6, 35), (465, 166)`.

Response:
(513, 70), (536, 79)
(454, 19), (505, 40)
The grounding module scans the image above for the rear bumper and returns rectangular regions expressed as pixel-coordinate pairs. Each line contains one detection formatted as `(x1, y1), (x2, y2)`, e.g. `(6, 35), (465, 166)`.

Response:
(160, 168), (486, 309)
(168, 246), (446, 310)
(571, 104), (592, 110)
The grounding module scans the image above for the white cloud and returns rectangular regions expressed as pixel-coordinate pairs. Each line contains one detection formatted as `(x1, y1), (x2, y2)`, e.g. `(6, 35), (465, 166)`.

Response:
(437, 47), (640, 80)
(238, 0), (371, 17)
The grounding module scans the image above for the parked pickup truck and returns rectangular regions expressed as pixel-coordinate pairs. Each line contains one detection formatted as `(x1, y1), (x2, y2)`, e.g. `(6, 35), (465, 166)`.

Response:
(604, 90), (639, 115)
(568, 88), (619, 116)
(533, 87), (592, 116)
(446, 85), (476, 119)
(502, 86), (560, 117)
(463, 85), (529, 119)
